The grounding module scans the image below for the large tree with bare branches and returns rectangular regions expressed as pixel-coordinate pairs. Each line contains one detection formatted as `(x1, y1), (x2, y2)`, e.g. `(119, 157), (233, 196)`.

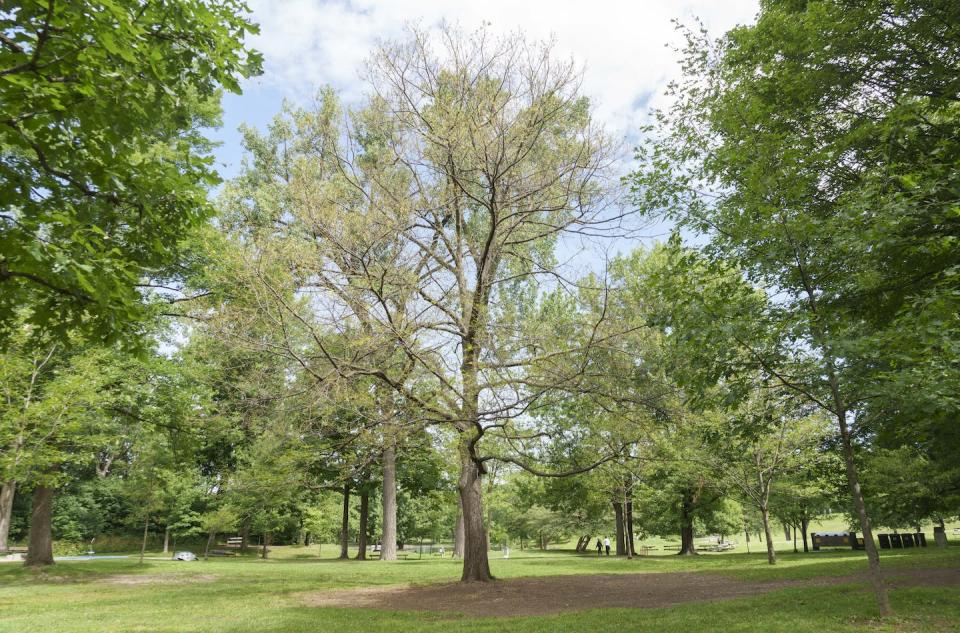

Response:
(217, 25), (629, 581)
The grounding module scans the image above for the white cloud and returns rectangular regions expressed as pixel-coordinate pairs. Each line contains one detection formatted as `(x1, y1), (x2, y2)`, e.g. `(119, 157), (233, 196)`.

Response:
(244, 0), (759, 137)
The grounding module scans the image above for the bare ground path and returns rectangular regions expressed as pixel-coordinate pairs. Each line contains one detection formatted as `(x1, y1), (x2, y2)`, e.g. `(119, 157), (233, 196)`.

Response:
(302, 567), (960, 617)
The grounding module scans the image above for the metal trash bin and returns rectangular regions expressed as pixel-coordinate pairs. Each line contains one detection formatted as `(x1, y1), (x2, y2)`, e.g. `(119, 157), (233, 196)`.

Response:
(902, 533), (915, 548)
(879, 534), (891, 549)
(915, 532), (927, 547)
(890, 533), (902, 548)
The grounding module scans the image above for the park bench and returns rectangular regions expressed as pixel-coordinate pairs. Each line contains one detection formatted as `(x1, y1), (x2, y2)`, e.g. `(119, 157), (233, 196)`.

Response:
(2, 547), (28, 560)
(811, 532), (864, 551)
(225, 537), (243, 549)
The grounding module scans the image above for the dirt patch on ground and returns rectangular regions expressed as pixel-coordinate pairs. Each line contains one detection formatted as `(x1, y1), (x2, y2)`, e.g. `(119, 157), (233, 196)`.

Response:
(302, 567), (960, 618)
(99, 573), (218, 586)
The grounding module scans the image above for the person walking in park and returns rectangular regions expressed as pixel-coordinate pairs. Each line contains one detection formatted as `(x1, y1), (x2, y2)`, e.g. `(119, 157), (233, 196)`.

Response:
(595, 538), (603, 557)
(604, 537), (611, 556)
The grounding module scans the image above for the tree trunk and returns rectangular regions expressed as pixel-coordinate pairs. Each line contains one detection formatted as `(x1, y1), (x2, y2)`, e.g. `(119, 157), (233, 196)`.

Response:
(612, 501), (625, 555)
(623, 489), (633, 560)
(626, 496), (636, 556)
(162, 525), (170, 554)
(783, 523), (791, 542)
(836, 409), (890, 615)
(677, 490), (697, 555)
(761, 505), (777, 565)
(453, 503), (465, 558)
(793, 525), (798, 553)
(339, 484), (351, 559)
(356, 491), (369, 560)
(0, 481), (15, 551)
(240, 521), (250, 554)
(25, 486), (54, 567)
(801, 518), (809, 553)
(204, 530), (215, 560)
(261, 532), (270, 559)
(381, 444), (398, 561)
(484, 468), (497, 554)
(457, 438), (492, 581)
(139, 516), (149, 564)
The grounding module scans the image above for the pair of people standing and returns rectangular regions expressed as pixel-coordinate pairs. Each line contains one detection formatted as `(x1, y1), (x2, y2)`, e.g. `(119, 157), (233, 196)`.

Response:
(595, 537), (611, 556)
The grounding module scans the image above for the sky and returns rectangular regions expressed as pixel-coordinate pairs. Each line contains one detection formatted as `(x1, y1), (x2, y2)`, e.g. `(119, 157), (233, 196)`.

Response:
(212, 0), (760, 181)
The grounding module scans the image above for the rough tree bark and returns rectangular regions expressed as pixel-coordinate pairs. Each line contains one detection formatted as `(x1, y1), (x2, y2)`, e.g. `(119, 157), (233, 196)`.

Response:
(801, 518), (809, 553)
(626, 494), (636, 556)
(261, 532), (270, 559)
(380, 444), (397, 561)
(783, 523), (791, 542)
(0, 481), (15, 551)
(162, 525), (170, 554)
(25, 486), (54, 567)
(356, 491), (369, 560)
(458, 437), (491, 581)
(612, 501), (625, 555)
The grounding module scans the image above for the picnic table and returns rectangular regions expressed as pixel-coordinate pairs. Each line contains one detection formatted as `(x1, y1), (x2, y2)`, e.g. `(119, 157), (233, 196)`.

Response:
(710, 541), (737, 552)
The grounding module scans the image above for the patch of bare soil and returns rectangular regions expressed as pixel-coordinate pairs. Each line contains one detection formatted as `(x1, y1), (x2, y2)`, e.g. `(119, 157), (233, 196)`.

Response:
(99, 573), (218, 586)
(302, 567), (960, 618)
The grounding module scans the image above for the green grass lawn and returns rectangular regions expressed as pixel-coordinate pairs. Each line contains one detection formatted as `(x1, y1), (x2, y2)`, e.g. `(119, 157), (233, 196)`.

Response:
(1, 544), (957, 632)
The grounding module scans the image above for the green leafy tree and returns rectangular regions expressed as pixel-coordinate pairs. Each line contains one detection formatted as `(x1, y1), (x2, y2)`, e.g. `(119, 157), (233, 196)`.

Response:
(0, 0), (261, 342)
(629, 2), (960, 612)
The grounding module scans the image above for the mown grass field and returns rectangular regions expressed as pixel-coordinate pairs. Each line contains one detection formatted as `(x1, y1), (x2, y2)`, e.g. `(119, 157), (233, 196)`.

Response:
(1, 541), (958, 633)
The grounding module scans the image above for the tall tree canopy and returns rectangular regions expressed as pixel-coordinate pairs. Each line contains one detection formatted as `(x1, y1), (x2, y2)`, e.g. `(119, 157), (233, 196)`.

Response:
(631, 0), (960, 615)
(215, 25), (634, 581)
(0, 0), (261, 343)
